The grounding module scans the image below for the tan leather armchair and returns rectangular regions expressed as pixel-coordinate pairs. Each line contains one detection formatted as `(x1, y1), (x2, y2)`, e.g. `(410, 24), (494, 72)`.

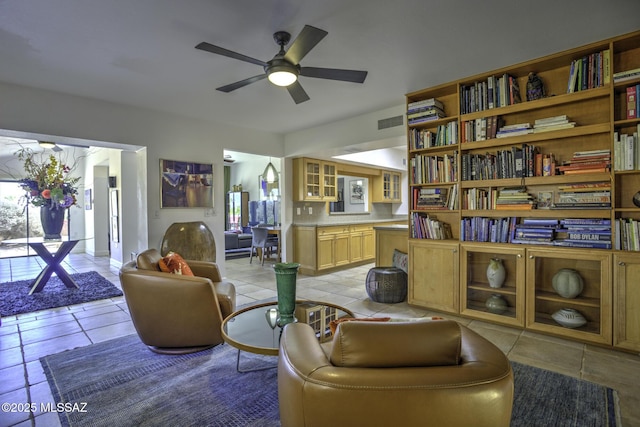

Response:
(119, 249), (236, 354)
(278, 320), (514, 427)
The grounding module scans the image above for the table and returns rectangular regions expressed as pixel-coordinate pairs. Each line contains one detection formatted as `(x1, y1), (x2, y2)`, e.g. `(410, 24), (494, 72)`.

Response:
(28, 240), (79, 295)
(221, 300), (353, 372)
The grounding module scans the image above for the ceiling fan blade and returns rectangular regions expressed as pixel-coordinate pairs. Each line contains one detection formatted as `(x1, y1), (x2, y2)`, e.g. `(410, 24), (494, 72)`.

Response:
(284, 25), (328, 64)
(300, 67), (368, 83)
(287, 81), (310, 104)
(216, 74), (267, 93)
(196, 42), (267, 67)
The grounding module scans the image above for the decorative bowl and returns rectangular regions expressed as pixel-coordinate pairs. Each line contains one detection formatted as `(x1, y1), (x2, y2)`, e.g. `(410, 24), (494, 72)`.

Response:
(551, 308), (587, 329)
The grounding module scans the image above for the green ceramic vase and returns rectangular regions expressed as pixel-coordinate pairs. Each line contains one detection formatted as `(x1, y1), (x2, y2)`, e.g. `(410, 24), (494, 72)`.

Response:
(274, 262), (300, 326)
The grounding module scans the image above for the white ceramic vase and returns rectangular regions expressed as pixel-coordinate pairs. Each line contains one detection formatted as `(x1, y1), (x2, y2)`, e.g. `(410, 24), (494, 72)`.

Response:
(552, 268), (584, 299)
(486, 258), (506, 288)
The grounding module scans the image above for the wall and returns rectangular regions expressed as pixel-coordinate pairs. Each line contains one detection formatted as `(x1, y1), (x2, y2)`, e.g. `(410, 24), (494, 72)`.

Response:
(0, 81), (284, 275)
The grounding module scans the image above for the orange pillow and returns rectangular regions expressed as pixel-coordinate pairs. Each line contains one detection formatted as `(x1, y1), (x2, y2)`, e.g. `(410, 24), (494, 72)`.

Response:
(158, 252), (194, 276)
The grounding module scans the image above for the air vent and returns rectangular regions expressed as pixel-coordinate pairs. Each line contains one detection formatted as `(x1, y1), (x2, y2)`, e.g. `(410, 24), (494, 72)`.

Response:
(378, 115), (404, 130)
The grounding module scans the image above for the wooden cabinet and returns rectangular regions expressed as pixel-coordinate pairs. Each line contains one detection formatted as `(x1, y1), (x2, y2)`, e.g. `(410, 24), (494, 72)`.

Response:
(349, 224), (374, 262)
(375, 226), (408, 266)
(293, 158), (337, 202)
(404, 30), (640, 349)
(525, 248), (611, 345)
(408, 240), (459, 314)
(373, 171), (401, 203)
(317, 225), (350, 270)
(461, 244), (525, 327)
(294, 223), (378, 274)
(613, 253), (640, 352)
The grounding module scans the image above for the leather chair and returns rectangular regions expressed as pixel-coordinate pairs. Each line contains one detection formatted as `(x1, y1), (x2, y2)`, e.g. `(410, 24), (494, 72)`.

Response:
(119, 248), (236, 354)
(278, 320), (514, 427)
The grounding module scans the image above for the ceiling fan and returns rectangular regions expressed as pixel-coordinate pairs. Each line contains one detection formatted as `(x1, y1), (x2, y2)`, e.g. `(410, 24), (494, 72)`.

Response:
(195, 25), (368, 104)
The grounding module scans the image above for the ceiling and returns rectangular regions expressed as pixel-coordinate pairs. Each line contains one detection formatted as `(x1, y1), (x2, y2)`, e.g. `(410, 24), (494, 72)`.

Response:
(0, 1), (638, 140)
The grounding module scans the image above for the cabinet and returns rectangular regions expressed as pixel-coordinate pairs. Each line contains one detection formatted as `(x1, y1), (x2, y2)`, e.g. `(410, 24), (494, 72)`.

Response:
(349, 224), (374, 262)
(526, 249), (611, 345)
(408, 240), (459, 314)
(226, 191), (249, 230)
(293, 158), (337, 202)
(613, 253), (640, 351)
(405, 30), (640, 349)
(461, 244), (525, 327)
(317, 226), (350, 270)
(373, 171), (402, 203)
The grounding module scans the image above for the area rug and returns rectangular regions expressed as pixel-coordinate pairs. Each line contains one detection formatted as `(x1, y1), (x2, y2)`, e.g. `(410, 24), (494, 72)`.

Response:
(0, 271), (123, 317)
(41, 334), (620, 427)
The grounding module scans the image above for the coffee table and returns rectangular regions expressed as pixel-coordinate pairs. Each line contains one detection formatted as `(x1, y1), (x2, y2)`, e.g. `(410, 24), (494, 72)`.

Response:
(221, 300), (353, 372)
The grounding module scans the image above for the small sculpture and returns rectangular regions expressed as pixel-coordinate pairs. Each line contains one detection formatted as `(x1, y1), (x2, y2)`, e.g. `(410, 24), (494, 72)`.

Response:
(526, 72), (545, 101)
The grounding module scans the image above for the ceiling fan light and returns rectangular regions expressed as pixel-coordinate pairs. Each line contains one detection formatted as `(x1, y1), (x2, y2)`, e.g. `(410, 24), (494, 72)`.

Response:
(38, 141), (56, 149)
(267, 69), (297, 87)
(263, 161), (279, 183)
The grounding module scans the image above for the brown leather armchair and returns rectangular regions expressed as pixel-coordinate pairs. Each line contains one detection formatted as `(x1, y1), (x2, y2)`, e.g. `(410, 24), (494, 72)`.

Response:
(278, 320), (514, 427)
(119, 249), (236, 354)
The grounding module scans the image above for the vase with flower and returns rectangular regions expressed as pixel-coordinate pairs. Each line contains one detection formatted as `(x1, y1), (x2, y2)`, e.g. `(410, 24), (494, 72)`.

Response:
(16, 148), (80, 240)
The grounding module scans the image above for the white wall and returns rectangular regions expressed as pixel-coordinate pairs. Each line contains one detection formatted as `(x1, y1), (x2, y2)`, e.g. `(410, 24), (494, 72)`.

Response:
(0, 81), (284, 275)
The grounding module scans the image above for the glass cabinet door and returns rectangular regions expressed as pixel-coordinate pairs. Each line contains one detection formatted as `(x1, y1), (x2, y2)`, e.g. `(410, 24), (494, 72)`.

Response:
(525, 248), (611, 345)
(461, 244), (525, 327)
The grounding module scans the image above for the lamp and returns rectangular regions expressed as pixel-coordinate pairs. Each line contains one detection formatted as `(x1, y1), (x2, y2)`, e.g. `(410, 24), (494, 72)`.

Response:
(263, 158), (279, 183)
(266, 59), (298, 87)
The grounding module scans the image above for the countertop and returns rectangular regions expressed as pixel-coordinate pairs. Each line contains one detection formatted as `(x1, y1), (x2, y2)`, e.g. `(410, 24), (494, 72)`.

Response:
(293, 218), (407, 227)
(373, 224), (409, 231)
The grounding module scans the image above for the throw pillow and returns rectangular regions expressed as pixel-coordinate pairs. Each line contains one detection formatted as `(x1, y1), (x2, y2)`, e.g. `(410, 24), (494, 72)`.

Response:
(392, 249), (408, 274)
(159, 252), (194, 276)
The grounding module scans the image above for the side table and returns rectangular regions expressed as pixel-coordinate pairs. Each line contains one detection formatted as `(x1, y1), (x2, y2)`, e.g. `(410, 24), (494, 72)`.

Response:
(28, 240), (80, 295)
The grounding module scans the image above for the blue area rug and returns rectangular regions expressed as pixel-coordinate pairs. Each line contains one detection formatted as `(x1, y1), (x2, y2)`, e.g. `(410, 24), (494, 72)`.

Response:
(0, 271), (123, 317)
(40, 333), (620, 426)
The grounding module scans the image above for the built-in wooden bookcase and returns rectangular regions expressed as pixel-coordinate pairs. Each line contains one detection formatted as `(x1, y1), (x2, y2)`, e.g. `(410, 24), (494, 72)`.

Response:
(406, 29), (640, 350)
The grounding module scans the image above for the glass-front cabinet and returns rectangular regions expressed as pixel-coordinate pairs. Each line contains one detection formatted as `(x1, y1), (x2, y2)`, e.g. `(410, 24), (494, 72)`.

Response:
(461, 244), (525, 327)
(525, 248), (612, 345)
(293, 158), (337, 202)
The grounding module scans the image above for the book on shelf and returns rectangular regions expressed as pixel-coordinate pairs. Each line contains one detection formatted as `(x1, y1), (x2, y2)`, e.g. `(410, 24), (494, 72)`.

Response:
(563, 232), (611, 241)
(560, 218), (610, 225)
(613, 67), (640, 83)
(408, 97), (445, 110)
(552, 240), (612, 249)
(552, 202), (611, 209)
(567, 50), (608, 93)
(628, 86), (637, 119)
(613, 127), (640, 171)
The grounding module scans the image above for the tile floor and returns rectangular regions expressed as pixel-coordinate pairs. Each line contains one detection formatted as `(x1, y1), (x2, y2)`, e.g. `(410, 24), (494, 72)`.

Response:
(1, 253), (639, 426)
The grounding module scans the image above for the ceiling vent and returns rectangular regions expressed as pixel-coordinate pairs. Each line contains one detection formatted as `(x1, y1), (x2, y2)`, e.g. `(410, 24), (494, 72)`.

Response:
(378, 115), (404, 130)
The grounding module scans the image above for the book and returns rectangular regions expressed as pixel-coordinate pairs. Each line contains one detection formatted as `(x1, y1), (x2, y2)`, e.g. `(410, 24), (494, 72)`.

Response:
(628, 86), (637, 119)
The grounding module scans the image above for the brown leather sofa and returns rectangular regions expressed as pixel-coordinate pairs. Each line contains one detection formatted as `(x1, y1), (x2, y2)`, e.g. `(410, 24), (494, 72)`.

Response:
(278, 320), (514, 427)
(119, 248), (236, 354)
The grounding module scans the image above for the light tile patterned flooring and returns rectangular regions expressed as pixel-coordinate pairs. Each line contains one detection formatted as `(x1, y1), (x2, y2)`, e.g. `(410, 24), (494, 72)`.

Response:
(1, 253), (639, 426)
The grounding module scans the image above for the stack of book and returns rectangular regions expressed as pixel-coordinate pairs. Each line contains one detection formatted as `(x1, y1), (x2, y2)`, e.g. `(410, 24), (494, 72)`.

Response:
(613, 126), (640, 171)
(553, 182), (611, 209)
(557, 149), (611, 175)
(409, 121), (458, 149)
(461, 116), (502, 142)
(495, 186), (535, 210)
(567, 49), (610, 93)
(411, 213), (452, 240)
(407, 98), (445, 125)
(496, 122), (533, 138)
(613, 67), (640, 83)
(460, 73), (521, 114)
(532, 115), (576, 133)
(460, 216), (516, 243)
(615, 218), (640, 251)
(511, 218), (558, 245)
(553, 219), (612, 249)
(413, 185), (458, 210)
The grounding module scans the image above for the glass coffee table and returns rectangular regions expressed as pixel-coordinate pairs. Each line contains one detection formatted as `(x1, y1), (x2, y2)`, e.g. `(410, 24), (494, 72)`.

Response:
(221, 300), (353, 372)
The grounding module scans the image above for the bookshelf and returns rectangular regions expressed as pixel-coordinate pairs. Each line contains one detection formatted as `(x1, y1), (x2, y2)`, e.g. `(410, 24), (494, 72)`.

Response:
(406, 29), (640, 350)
